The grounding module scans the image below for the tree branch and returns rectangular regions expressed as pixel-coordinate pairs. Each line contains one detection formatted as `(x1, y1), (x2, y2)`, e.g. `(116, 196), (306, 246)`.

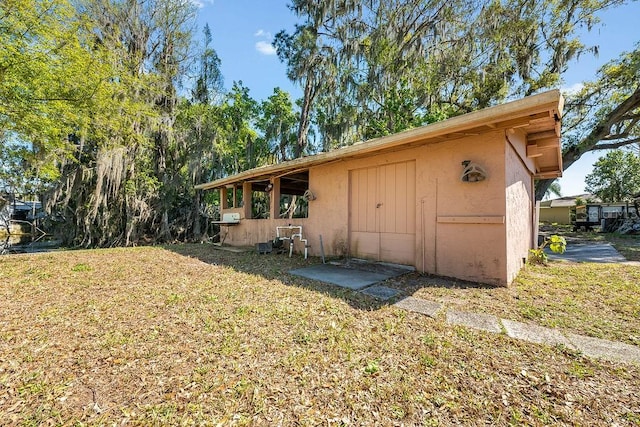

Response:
(590, 137), (640, 150)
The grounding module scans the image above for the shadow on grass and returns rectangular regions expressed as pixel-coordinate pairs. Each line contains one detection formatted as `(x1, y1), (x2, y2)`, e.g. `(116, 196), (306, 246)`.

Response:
(166, 243), (392, 311)
(166, 243), (492, 312)
(384, 272), (497, 296)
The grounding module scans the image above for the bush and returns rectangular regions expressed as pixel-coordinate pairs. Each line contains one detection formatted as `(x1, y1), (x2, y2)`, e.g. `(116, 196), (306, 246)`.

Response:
(528, 235), (566, 265)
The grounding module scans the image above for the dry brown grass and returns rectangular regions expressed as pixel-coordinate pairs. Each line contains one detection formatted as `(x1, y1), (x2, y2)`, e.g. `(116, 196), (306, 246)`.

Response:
(397, 229), (640, 346)
(392, 262), (640, 347)
(1, 245), (639, 425)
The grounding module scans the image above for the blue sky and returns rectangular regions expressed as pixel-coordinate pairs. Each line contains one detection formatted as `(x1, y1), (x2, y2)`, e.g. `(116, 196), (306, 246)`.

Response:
(194, 0), (298, 102)
(195, 0), (640, 198)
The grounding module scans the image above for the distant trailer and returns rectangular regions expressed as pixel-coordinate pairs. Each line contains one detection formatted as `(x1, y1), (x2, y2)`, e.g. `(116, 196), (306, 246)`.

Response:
(573, 203), (637, 231)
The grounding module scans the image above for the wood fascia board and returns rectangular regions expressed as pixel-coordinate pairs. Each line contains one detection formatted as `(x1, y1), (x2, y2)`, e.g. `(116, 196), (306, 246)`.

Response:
(506, 128), (537, 174)
(195, 90), (563, 190)
(538, 166), (561, 174)
(526, 137), (559, 158)
(556, 144), (564, 176)
(536, 171), (562, 179)
(532, 137), (560, 148)
(528, 130), (559, 140)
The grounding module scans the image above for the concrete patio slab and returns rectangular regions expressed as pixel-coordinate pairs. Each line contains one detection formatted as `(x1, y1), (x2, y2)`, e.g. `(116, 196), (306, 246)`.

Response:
(394, 296), (443, 318)
(446, 310), (502, 333)
(546, 242), (627, 263)
(566, 333), (640, 364)
(359, 285), (401, 300)
(289, 264), (391, 290)
(330, 259), (415, 277)
(502, 319), (575, 348)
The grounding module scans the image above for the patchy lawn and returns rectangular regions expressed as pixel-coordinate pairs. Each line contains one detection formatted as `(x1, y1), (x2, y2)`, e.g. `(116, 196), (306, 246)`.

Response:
(393, 229), (640, 347)
(393, 263), (640, 346)
(605, 234), (640, 262)
(1, 245), (639, 425)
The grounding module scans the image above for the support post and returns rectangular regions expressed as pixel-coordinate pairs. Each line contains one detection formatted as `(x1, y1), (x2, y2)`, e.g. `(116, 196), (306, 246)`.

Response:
(242, 182), (252, 219)
(270, 178), (280, 220)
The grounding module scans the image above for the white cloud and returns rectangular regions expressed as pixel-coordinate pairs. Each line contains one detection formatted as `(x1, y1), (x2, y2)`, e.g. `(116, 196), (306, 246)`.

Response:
(255, 40), (276, 55)
(254, 28), (275, 55)
(561, 82), (584, 96)
(189, 0), (213, 8)
(254, 29), (271, 38)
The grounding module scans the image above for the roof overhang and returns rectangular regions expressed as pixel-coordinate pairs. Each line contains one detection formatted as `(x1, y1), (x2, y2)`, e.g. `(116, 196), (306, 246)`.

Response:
(195, 90), (564, 191)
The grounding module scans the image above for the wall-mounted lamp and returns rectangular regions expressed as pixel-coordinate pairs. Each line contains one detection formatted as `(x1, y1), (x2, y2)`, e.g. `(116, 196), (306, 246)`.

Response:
(461, 160), (487, 182)
(265, 182), (273, 192)
(302, 189), (316, 201)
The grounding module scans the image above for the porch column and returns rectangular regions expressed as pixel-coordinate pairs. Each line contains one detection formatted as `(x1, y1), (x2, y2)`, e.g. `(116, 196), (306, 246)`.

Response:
(242, 182), (252, 219)
(220, 187), (229, 209)
(270, 178), (280, 220)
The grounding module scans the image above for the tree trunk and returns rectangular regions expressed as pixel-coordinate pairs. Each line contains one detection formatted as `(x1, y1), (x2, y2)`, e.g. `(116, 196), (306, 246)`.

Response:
(192, 190), (202, 239)
(296, 77), (314, 158)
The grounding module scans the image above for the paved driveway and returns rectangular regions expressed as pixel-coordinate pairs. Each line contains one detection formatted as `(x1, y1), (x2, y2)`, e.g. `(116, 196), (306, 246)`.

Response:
(546, 242), (628, 263)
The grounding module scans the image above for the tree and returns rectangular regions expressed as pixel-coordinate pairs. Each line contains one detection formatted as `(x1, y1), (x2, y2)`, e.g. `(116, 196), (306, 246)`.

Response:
(42, 0), (201, 246)
(0, 0), (113, 182)
(275, 0), (627, 150)
(220, 82), (261, 172)
(544, 181), (562, 200)
(257, 88), (297, 162)
(535, 44), (640, 200)
(192, 23), (223, 105)
(273, 0), (358, 157)
(584, 149), (640, 202)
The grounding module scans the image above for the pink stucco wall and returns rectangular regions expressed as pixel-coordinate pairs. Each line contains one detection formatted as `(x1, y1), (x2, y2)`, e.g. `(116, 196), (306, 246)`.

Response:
(219, 129), (537, 286)
(504, 141), (535, 284)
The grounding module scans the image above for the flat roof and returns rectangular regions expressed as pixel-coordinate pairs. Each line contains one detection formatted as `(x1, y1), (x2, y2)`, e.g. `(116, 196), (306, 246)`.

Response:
(196, 90), (564, 190)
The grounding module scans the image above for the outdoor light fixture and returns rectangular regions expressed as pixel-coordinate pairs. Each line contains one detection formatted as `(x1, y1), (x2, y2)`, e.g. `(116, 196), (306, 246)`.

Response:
(265, 182), (273, 192)
(302, 189), (316, 201)
(461, 160), (487, 182)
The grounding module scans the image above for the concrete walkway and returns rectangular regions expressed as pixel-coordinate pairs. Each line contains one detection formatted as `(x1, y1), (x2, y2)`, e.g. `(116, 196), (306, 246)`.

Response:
(289, 249), (640, 365)
(393, 296), (640, 365)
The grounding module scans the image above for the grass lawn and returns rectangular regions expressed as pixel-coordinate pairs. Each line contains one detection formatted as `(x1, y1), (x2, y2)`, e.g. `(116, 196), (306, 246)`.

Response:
(1, 245), (639, 425)
(393, 232), (640, 347)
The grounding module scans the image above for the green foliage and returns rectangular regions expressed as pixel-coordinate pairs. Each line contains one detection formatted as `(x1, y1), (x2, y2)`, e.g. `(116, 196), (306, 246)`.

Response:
(364, 360), (380, 375)
(71, 263), (92, 272)
(257, 88), (298, 162)
(0, 0), (113, 180)
(274, 23), (334, 156)
(544, 181), (562, 199)
(277, 0), (624, 147)
(221, 82), (261, 171)
(191, 24), (223, 104)
(34, 0), (204, 246)
(547, 235), (567, 255)
(528, 235), (567, 265)
(585, 149), (640, 202)
(536, 42), (640, 199)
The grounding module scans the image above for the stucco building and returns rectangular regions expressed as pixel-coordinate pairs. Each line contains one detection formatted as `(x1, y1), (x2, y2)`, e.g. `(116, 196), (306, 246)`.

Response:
(196, 90), (564, 286)
(538, 194), (592, 225)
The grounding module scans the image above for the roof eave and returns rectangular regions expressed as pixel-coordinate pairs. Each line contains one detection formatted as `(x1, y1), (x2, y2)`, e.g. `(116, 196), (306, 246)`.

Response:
(195, 90), (564, 190)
